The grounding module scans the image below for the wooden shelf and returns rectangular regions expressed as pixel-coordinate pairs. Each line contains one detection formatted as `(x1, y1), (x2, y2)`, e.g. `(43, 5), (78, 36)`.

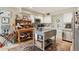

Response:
(15, 19), (33, 29)
(16, 28), (33, 32)
(15, 19), (34, 43)
(26, 37), (32, 39)
(20, 24), (33, 27)
(16, 28), (34, 43)
(16, 20), (31, 23)
(20, 38), (32, 42)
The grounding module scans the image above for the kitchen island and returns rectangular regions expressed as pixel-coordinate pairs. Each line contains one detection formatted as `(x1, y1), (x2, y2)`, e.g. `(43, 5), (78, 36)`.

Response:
(35, 27), (56, 51)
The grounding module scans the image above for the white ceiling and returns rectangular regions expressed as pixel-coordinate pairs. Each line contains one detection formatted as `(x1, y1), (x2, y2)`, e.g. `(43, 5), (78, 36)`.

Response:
(23, 7), (74, 15)
(30, 7), (71, 13)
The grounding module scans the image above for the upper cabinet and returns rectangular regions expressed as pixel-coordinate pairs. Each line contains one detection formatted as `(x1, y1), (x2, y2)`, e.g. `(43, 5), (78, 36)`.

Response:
(63, 13), (73, 23)
(43, 15), (51, 23)
(30, 15), (44, 23)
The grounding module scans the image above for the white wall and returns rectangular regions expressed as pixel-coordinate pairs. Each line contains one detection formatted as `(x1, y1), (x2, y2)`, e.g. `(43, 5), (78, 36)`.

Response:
(0, 8), (12, 34)
(52, 15), (64, 39)
(52, 12), (73, 39)
(0, 7), (20, 34)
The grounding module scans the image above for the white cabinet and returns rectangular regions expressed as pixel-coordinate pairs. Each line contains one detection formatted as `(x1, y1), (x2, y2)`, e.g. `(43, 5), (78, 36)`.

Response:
(63, 29), (72, 42)
(63, 13), (73, 23)
(43, 15), (51, 23)
(30, 15), (44, 23)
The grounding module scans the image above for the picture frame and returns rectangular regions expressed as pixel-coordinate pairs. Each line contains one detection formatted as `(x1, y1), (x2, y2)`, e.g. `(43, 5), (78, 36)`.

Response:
(1, 17), (10, 24)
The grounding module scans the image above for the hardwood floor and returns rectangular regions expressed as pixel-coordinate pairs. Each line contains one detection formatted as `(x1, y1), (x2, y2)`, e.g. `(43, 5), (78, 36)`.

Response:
(45, 39), (72, 51)
(56, 39), (72, 51)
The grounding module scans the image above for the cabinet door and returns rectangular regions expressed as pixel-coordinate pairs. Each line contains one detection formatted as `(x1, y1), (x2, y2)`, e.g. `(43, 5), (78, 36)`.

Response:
(44, 15), (51, 23)
(64, 31), (72, 42)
